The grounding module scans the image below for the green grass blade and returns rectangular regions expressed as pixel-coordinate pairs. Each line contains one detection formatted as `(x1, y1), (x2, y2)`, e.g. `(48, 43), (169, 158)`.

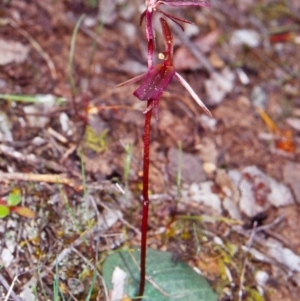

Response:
(69, 14), (86, 97)
(0, 94), (66, 104)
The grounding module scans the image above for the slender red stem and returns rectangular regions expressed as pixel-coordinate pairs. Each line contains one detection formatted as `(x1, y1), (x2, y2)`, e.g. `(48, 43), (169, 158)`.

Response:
(138, 100), (153, 298)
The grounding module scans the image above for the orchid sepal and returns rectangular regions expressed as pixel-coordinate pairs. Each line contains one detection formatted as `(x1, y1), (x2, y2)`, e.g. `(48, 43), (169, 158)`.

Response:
(116, 73), (147, 88)
(175, 72), (212, 117)
(155, 0), (211, 8)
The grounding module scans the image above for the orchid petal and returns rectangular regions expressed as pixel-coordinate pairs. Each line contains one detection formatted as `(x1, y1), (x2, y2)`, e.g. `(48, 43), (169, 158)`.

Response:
(158, 0), (211, 7)
(157, 9), (194, 31)
(160, 18), (173, 63)
(116, 73), (147, 88)
(134, 64), (175, 101)
(175, 72), (211, 116)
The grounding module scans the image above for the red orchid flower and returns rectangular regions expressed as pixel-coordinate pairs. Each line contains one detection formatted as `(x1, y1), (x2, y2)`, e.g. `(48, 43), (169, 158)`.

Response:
(141, 0), (211, 68)
(118, 18), (211, 117)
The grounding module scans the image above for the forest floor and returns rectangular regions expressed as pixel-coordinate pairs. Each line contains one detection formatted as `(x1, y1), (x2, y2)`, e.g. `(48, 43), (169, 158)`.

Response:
(0, 0), (300, 300)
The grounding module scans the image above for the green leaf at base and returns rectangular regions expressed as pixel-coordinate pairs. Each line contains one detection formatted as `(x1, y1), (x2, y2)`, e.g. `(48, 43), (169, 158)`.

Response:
(102, 248), (218, 301)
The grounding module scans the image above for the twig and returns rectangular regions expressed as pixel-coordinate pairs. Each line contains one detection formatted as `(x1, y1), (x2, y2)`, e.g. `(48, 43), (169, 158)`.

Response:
(47, 127), (68, 144)
(0, 171), (81, 190)
(8, 18), (58, 81)
(0, 274), (22, 301)
(0, 144), (39, 165)
(239, 215), (291, 248)
(0, 144), (67, 173)
(244, 215), (284, 233)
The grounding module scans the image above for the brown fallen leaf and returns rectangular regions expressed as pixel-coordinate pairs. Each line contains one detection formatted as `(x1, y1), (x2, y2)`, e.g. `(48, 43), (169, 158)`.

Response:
(10, 206), (36, 218)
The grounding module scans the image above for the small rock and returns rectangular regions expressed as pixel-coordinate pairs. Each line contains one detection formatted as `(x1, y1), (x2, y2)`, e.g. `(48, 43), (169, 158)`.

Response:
(19, 287), (36, 301)
(251, 86), (268, 109)
(60, 112), (76, 136)
(0, 39), (30, 65)
(0, 112), (13, 142)
(198, 137), (218, 165)
(231, 166), (294, 217)
(68, 278), (84, 295)
(111, 266), (127, 301)
(255, 270), (269, 287)
(204, 68), (235, 106)
(198, 114), (218, 131)
(183, 23), (200, 38)
(167, 148), (206, 184)
(239, 174), (269, 217)
(223, 197), (242, 220)
(1, 248), (14, 268)
(202, 162), (217, 174)
(117, 22), (136, 43)
(24, 97), (57, 127)
(266, 239), (300, 272)
(286, 117), (300, 132)
(268, 177), (294, 207)
(236, 68), (250, 85)
(282, 248), (300, 272)
(189, 182), (222, 214)
(230, 29), (261, 48)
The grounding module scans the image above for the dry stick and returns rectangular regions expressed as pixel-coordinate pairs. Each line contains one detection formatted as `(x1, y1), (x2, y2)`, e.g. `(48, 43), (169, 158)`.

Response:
(0, 144), (39, 165)
(0, 274), (22, 301)
(0, 169), (125, 194)
(0, 144), (66, 173)
(0, 171), (81, 190)
(138, 101), (153, 298)
(8, 18), (58, 81)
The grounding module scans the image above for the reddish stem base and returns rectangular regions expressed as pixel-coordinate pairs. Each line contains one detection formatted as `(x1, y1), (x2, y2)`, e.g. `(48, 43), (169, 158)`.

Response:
(138, 101), (153, 298)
